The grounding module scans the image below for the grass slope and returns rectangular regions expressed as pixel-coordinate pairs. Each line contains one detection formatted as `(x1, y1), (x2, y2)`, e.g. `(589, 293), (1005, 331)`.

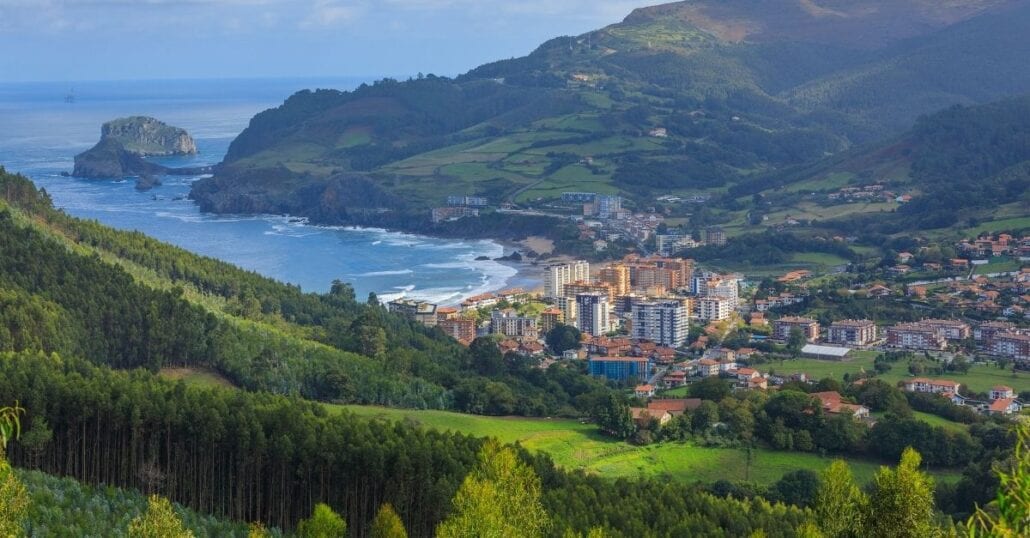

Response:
(337, 405), (959, 486)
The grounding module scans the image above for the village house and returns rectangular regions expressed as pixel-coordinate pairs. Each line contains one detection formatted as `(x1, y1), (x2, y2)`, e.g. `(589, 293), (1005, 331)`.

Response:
(987, 398), (1023, 416)
(990, 385), (1015, 401)
(696, 358), (720, 378)
(903, 378), (963, 395)
(662, 370), (688, 388)
(630, 407), (672, 427)
(634, 384), (656, 398)
(586, 336), (633, 357)
(461, 293), (498, 311)
(647, 398), (702, 416)
(812, 391), (870, 419)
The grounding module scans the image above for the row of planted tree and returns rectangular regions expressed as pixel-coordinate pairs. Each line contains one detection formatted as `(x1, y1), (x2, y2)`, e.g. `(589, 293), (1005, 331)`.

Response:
(2, 385), (1028, 536)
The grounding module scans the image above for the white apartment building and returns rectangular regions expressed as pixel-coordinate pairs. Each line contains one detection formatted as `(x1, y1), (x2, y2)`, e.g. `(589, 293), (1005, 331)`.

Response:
(576, 292), (610, 336)
(544, 260), (590, 298)
(631, 300), (689, 348)
(697, 297), (733, 322)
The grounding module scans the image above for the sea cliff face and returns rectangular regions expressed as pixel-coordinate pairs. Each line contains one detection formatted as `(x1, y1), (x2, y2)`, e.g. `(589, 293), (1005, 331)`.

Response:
(101, 116), (197, 156)
(73, 116), (197, 179)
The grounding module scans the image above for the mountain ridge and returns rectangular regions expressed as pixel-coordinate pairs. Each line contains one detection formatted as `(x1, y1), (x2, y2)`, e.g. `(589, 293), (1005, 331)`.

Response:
(186, 0), (1030, 242)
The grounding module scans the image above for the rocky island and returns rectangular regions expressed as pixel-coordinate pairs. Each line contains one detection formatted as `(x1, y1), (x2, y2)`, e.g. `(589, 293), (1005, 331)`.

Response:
(72, 116), (207, 190)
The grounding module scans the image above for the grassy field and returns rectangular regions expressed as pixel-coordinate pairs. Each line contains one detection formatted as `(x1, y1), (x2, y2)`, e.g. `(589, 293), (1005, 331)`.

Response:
(765, 353), (1030, 394)
(337, 405), (959, 486)
(159, 367), (236, 389)
(974, 256), (1023, 275)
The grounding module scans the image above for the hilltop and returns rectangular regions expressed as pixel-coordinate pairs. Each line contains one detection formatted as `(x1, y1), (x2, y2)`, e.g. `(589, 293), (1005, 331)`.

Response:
(187, 0), (1030, 240)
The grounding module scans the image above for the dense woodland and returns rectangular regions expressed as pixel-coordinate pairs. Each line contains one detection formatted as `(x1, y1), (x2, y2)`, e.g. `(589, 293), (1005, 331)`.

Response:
(0, 168), (613, 417)
(0, 351), (816, 536)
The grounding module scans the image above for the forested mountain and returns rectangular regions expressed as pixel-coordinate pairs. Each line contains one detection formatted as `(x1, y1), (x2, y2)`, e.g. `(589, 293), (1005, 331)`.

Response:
(188, 0), (1030, 231)
(0, 167), (610, 417)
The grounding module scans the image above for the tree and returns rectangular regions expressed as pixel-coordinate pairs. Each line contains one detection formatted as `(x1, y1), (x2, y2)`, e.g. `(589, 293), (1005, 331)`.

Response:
(771, 470), (821, 508)
(371, 503), (407, 538)
(787, 327), (806, 356)
(966, 423), (1030, 537)
(865, 448), (938, 538)
(297, 503), (347, 538)
(436, 440), (549, 538)
(127, 495), (195, 538)
(546, 324), (582, 355)
(592, 395), (635, 439)
(470, 338), (505, 377)
(0, 402), (23, 456)
(814, 460), (866, 538)
(0, 456), (28, 538)
(689, 377), (731, 401)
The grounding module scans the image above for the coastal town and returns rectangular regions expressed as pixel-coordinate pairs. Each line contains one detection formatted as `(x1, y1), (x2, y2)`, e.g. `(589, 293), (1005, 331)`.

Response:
(389, 226), (1030, 429)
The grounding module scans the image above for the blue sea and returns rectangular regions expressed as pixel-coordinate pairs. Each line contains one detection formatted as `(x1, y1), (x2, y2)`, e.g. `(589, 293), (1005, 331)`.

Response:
(0, 78), (529, 304)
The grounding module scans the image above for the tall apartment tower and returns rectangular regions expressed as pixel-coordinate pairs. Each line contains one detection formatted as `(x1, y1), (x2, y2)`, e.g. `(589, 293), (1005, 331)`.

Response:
(576, 292), (610, 337)
(543, 260), (590, 298)
(598, 263), (630, 296)
(631, 300), (689, 348)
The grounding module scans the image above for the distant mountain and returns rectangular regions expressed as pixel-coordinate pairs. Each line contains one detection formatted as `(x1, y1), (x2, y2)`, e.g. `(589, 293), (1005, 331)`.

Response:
(190, 0), (1030, 231)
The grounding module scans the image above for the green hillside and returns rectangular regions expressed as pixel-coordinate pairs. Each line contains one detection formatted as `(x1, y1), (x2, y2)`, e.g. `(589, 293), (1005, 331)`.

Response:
(0, 167), (610, 417)
(189, 0), (1030, 236)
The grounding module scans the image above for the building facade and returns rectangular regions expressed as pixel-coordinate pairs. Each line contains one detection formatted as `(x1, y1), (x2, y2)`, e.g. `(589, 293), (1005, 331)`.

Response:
(631, 300), (689, 348)
(827, 320), (878, 347)
(697, 297), (733, 321)
(588, 356), (651, 382)
(887, 323), (948, 350)
(772, 317), (820, 342)
(490, 309), (539, 339)
(543, 260), (590, 298)
(576, 292), (611, 336)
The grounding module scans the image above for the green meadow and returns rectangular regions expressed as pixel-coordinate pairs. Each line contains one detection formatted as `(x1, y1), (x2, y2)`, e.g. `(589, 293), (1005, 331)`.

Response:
(336, 405), (959, 486)
(764, 352), (1030, 394)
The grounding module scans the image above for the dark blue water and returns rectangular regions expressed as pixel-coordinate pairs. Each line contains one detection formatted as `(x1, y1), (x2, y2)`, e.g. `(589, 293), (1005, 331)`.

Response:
(0, 78), (527, 304)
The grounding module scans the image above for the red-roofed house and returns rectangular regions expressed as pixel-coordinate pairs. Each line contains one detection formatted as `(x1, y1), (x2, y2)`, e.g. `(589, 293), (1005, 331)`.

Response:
(635, 384), (656, 398)
(903, 378), (962, 395)
(663, 371), (688, 388)
(988, 398), (1022, 416)
(647, 399), (702, 416)
(630, 407), (672, 427)
(812, 391), (870, 419)
(696, 359), (720, 378)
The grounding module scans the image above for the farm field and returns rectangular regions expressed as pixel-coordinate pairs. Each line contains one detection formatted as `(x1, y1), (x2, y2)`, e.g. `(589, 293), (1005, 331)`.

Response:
(764, 353), (1030, 394)
(337, 405), (960, 486)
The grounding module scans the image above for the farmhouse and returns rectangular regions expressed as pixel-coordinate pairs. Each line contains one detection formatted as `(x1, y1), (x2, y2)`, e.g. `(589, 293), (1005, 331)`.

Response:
(812, 391), (870, 419)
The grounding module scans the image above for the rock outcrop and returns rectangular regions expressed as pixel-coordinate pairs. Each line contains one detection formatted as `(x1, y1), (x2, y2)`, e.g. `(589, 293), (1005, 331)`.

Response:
(73, 117), (197, 179)
(100, 116), (197, 157)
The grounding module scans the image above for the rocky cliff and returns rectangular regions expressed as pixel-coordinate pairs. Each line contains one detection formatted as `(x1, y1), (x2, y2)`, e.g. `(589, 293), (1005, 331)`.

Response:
(73, 117), (197, 179)
(100, 116), (197, 156)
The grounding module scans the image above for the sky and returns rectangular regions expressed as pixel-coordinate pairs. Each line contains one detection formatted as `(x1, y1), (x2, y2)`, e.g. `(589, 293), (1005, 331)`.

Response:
(0, 0), (661, 82)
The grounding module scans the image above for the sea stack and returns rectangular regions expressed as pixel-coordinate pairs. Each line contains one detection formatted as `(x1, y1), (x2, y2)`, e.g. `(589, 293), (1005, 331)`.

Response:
(100, 116), (197, 157)
(73, 116), (196, 178)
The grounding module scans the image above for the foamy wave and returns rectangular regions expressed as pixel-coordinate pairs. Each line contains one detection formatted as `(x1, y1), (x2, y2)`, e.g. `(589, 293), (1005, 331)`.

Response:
(357, 269), (415, 277)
